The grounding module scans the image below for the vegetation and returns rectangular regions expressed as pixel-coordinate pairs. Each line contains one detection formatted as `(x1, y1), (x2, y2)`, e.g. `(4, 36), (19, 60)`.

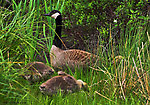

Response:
(0, 0), (149, 104)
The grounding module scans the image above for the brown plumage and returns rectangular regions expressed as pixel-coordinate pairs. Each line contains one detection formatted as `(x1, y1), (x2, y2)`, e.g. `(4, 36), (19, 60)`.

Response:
(39, 71), (88, 95)
(50, 45), (98, 69)
(22, 62), (54, 83)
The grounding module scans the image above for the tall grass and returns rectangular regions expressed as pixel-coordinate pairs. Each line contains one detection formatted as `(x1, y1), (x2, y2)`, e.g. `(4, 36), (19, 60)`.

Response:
(0, 0), (149, 105)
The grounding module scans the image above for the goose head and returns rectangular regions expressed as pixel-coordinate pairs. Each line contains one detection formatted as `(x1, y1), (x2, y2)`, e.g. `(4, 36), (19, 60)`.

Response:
(43, 10), (61, 19)
(43, 10), (62, 48)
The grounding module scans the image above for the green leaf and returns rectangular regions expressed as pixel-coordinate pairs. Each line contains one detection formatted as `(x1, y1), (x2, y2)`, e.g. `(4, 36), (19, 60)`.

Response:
(130, 9), (134, 13)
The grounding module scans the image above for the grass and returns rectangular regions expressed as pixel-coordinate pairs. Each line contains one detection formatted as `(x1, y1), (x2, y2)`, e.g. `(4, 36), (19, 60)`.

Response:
(0, 0), (150, 105)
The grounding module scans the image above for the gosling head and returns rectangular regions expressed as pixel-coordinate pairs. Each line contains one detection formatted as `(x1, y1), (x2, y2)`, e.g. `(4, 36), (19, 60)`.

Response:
(43, 10), (61, 19)
(76, 79), (89, 92)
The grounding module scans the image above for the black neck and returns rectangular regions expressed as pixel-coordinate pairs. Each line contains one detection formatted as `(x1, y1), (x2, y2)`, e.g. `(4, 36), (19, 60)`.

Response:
(53, 15), (62, 48)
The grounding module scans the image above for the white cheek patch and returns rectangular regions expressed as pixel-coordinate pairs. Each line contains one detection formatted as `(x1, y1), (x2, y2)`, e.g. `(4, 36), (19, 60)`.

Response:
(51, 13), (60, 19)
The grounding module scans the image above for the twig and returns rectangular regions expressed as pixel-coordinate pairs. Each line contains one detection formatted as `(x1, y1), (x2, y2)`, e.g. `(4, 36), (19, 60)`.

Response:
(132, 57), (146, 94)
(147, 32), (150, 43)
(95, 91), (116, 104)
(89, 66), (113, 80)
(137, 47), (143, 72)
(118, 67), (126, 100)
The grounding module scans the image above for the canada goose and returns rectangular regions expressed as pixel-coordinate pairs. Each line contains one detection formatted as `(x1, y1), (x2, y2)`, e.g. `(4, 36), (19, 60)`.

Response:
(39, 71), (88, 95)
(44, 10), (99, 70)
(44, 10), (62, 48)
(22, 62), (54, 83)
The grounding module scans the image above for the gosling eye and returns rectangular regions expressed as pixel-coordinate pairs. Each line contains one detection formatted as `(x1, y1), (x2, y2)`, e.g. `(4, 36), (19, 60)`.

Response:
(82, 83), (84, 88)
(48, 70), (54, 74)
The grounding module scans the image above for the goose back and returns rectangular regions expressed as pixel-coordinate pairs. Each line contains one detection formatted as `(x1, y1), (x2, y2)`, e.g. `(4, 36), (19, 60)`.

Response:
(50, 45), (98, 70)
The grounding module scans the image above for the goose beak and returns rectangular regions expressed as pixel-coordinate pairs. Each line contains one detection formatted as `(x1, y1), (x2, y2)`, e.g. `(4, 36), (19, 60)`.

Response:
(43, 14), (50, 16)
